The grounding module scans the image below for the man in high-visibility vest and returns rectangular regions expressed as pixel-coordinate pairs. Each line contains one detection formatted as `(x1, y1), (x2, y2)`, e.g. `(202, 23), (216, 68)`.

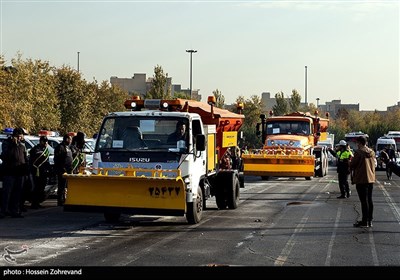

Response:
(329, 140), (353, 198)
(70, 131), (86, 174)
(29, 136), (51, 209)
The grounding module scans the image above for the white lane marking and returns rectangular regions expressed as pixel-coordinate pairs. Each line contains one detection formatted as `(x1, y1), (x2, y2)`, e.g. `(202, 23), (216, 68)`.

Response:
(325, 204), (342, 266)
(274, 180), (334, 266)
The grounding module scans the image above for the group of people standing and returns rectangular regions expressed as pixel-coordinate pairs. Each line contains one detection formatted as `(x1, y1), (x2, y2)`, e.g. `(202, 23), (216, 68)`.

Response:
(0, 128), (86, 218)
(329, 136), (376, 228)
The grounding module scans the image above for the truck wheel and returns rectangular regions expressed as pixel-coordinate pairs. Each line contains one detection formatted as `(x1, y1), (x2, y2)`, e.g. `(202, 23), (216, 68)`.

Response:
(104, 212), (121, 223)
(261, 176), (269, 180)
(227, 176), (240, 209)
(305, 177), (312, 180)
(186, 187), (203, 224)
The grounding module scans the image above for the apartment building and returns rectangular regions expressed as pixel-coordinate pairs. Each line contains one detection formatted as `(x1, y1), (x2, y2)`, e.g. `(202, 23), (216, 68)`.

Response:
(110, 73), (201, 100)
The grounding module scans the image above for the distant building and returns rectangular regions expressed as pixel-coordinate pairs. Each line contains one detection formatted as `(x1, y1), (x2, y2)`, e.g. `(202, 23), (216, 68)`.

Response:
(319, 100), (359, 118)
(110, 74), (147, 96)
(110, 73), (201, 100)
(261, 92), (276, 112)
(387, 101), (400, 112)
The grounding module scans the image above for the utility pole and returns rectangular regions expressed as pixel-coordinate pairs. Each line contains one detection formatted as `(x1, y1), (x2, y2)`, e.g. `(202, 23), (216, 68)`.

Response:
(305, 65), (308, 105)
(186, 49), (197, 99)
(77, 52), (80, 73)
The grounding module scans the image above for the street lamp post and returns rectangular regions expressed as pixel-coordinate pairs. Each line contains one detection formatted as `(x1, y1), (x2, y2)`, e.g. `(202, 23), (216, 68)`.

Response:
(77, 52), (80, 73)
(186, 49), (197, 99)
(305, 66), (308, 105)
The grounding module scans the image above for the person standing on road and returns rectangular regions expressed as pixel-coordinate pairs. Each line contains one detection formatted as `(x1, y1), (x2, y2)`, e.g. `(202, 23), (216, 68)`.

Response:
(54, 134), (73, 206)
(70, 132), (86, 174)
(350, 135), (376, 228)
(328, 140), (353, 198)
(0, 127), (29, 218)
(29, 136), (51, 209)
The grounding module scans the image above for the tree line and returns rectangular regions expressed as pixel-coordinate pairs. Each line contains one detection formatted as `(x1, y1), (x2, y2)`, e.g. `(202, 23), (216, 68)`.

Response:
(1, 54), (399, 148)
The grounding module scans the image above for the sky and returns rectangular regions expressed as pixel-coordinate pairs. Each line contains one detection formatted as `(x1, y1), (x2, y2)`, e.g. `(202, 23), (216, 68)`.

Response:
(1, 0), (399, 111)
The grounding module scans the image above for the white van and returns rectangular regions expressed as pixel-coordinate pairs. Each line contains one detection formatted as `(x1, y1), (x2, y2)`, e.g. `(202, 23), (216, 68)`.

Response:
(376, 136), (397, 170)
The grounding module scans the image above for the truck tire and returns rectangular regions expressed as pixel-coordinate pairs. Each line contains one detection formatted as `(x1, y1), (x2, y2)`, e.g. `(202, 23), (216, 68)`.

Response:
(104, 212), (121, 223)
(186, 187), (203, 224)
(227, 175), (240, 209)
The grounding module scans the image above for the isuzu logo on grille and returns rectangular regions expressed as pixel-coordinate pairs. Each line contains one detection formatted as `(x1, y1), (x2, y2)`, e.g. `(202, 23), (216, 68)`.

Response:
(129, 158), (150, 162)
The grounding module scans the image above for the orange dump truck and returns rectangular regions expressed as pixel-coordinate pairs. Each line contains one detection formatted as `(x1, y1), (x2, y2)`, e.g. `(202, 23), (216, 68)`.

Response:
(63, 97), (245, 224)
(242, 111), (330, 180)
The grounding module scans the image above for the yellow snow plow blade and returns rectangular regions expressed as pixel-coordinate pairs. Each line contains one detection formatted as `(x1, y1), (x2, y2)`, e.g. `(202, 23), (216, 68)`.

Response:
(64, 167), (186, 214)
(242, 154), (315, 177)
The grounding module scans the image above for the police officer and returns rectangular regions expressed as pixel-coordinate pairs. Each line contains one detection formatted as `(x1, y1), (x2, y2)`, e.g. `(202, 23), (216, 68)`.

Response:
(54, 134), (73, 206)
(329, 140), (353, 198)
(29, 136), (51, 209)
(0, 127), (28, 218)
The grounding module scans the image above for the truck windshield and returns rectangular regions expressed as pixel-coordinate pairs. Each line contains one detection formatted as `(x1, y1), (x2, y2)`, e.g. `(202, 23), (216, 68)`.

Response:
(96, 116), (189, 152)
(266, 121), (311, 135)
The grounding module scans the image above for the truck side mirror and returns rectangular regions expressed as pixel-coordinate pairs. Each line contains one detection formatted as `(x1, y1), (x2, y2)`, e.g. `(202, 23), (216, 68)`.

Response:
(196, 134), (206, 151)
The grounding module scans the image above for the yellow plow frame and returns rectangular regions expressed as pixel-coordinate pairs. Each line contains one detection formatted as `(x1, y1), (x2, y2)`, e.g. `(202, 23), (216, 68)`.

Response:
(242, 154), (315, 177)
(64, 167), (186, 215)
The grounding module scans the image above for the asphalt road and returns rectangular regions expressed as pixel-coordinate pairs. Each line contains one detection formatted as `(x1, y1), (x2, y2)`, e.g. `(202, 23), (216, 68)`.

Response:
(1, 166), (399, 275)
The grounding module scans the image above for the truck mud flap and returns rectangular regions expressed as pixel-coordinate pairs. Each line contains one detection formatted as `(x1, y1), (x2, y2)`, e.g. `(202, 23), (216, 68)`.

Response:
(242, 155), (315, 177)
(63, 174), (186, 216)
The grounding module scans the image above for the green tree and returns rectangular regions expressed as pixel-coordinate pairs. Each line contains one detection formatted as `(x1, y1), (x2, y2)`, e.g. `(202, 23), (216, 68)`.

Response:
(237, 95), (263, 148)
(336, 107), (349, 120)
(173, 91), (191, 99)
(87, 81), (127, 137)
(3, 54), (36, 131)
(146, 65), (170, 99)
(55, 65), (91, 135)
(288, 89), (301, 112)
(328, 118), (348, 145)
(26, 59), (59, 134)
(213, 89), (225, 108)
(272, 91), (289, 116)
(0, 55), (15, 128)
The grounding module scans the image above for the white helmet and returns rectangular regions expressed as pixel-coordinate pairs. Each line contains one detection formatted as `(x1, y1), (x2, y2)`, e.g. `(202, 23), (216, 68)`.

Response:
(339, 140), (347, 146)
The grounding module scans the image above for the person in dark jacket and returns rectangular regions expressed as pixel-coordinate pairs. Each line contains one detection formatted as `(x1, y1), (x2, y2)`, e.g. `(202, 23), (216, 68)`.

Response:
(328, 140), (353, 198)
(167, 121), (187, 143)
(29, 136), (51, 209)
(54, 134), (73, 206)
(70, 132), (86, 174)
(0, 127), (29, 218)
(349, 135), (376, 228)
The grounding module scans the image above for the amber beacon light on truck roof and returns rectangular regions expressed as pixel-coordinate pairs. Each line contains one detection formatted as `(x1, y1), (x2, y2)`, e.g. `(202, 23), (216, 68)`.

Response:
(124, 95), (244, 115)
